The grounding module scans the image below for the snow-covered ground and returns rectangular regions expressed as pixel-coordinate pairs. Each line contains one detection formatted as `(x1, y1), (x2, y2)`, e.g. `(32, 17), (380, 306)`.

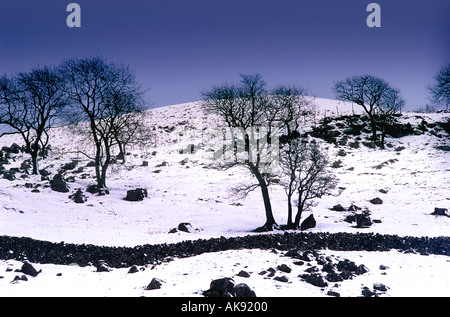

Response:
(0, 98), (449, 297)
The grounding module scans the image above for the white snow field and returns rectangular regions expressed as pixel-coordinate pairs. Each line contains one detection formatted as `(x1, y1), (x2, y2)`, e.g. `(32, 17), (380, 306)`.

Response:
(0, 98), (449, 297)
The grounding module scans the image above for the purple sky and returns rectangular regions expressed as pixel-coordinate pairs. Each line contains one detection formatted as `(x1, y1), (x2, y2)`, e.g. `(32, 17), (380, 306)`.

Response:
(1, 0), (449, 109)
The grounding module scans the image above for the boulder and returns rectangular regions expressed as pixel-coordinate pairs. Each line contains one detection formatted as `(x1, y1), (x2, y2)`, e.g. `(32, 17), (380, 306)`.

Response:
(203, 277), (235, 297)
(178, 222), (194, 233)
(355, 213), (372, 228)
(331, 204), (346, 211)
(300, 273), (328, 287)
(277, 264), (292, 273)
(20, 261), (41, 277)
(237, 270), (250, 278)
(69, 189), (87, 204)
(432, 208), (449, 217)
(232, 283), (256, 297)
(86, 184), (109, 196)
(147, 278), (163, 290)
(370, 197), (383, 205)
(50, 174), (69, 193)
(125, 188), (148, 201)
(300, 214), (316, 231)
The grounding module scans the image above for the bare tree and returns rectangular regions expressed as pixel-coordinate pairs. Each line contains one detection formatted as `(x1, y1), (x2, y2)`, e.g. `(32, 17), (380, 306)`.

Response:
(428, 64), (450, 110)
(377, 87), (405, 148)
(60, 57), (145, 190)
(280, 138), (336, 229)
(333, 74), (404, 146)
(201, 74), (279, 231)
(0, 66), (67, 174)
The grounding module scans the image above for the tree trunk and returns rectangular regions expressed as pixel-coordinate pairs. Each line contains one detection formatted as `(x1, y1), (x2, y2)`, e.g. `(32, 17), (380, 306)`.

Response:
(249, 162), (277, 231)
(259, 180), (277, 231)
(286, 194), (294, 229)
(31, 154), (39, 175)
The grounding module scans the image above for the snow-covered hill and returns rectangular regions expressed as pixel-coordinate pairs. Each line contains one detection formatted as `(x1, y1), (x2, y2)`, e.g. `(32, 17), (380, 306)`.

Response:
(0, 97), (449, 297)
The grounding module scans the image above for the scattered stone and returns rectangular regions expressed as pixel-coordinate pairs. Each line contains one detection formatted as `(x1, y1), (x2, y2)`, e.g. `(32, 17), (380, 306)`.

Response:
(125, 188), (148, 201)
(378, 188), (389, 194)
(232, 283), (256, 297)
(326, 290), (340, 297)
(69, 188), (87, 204)
(50, 174), (69, 193)
(300, 273), (328, 287)
(355, 264), (369, 275)
(339, 270), (354, 280)
(203, 277), (234, 297)
(300, 214), (316, 231)
(325, 272), (344, 282)
(3, 170), (16, 181)
(369, 197), (383, 205)
(361, 286), (376, 297)
(20, 261), (41, 277)
(146, 278), (163, 290)
(237, 270), (250, 278)
(95, 261), (111, 272)
(274, 276), (289, 283)
(142, 161), (149, 167)
(178, 222), (194, 233)
(331, 204), (346, 211)
(379, 265), (389, 270)
(432, 208), (449, 217)
(355, 213), (372, 228)
(61, 161), (78, 171)
(168, 228), (178, 234)
(373, 283), (388, 292)
(128, 265), (139, 274)
(86, 184), (109, 196)
(337, 259), (358, 272)
(277, 264), (292, 273)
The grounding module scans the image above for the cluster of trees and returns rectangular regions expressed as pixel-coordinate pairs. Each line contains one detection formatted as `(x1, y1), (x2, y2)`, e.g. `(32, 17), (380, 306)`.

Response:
(0, 57), (146, 189)
(201, 74), (336, 231)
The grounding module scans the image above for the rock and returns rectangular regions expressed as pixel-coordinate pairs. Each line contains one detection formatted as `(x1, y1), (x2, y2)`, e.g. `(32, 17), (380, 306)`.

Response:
(237, 270), (250, 278)
(432, 208), (449, 217)
(344, 214), (356, 223)
(337, 259), (358, 272)
(326, 290), (340, 297)
(331, 204), (346, 211)
(300, 273), (328, 287)
(274, 276), (289, 283)
(95, 261), (111, 272)
(61, 161), (78, 171)
(128, 265), (139, 274)
(321, 262), (336, 273)
(142, 161), (149, 167)
(20, 159), (31, 171)
(339, 270), (354, 280)
(379, 265), (389, 270)
(69, 189), (87, 204)
(3, 170), (15, 181)
(300, 214), (316, 231)
(373, 283), (388, 292)
(361, 286), (376, 297)
(369, 197), (383, 205)
(178, 222), (194, 233)
(125, 188), (148, 201)
(203, 277), (235, 297)
(355, 264), (369, 275)
(86, 184), (109, 196)
(277, 264), (292, 273)
(20, 261), (41, 277)
(232, 283), (257, 297)
(11, 275), (28, 283)
(147, 278), (163, 290)
(355, 213), (372, 228)
(325, 272), (344, 282)
(50, 174), (69, 193)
